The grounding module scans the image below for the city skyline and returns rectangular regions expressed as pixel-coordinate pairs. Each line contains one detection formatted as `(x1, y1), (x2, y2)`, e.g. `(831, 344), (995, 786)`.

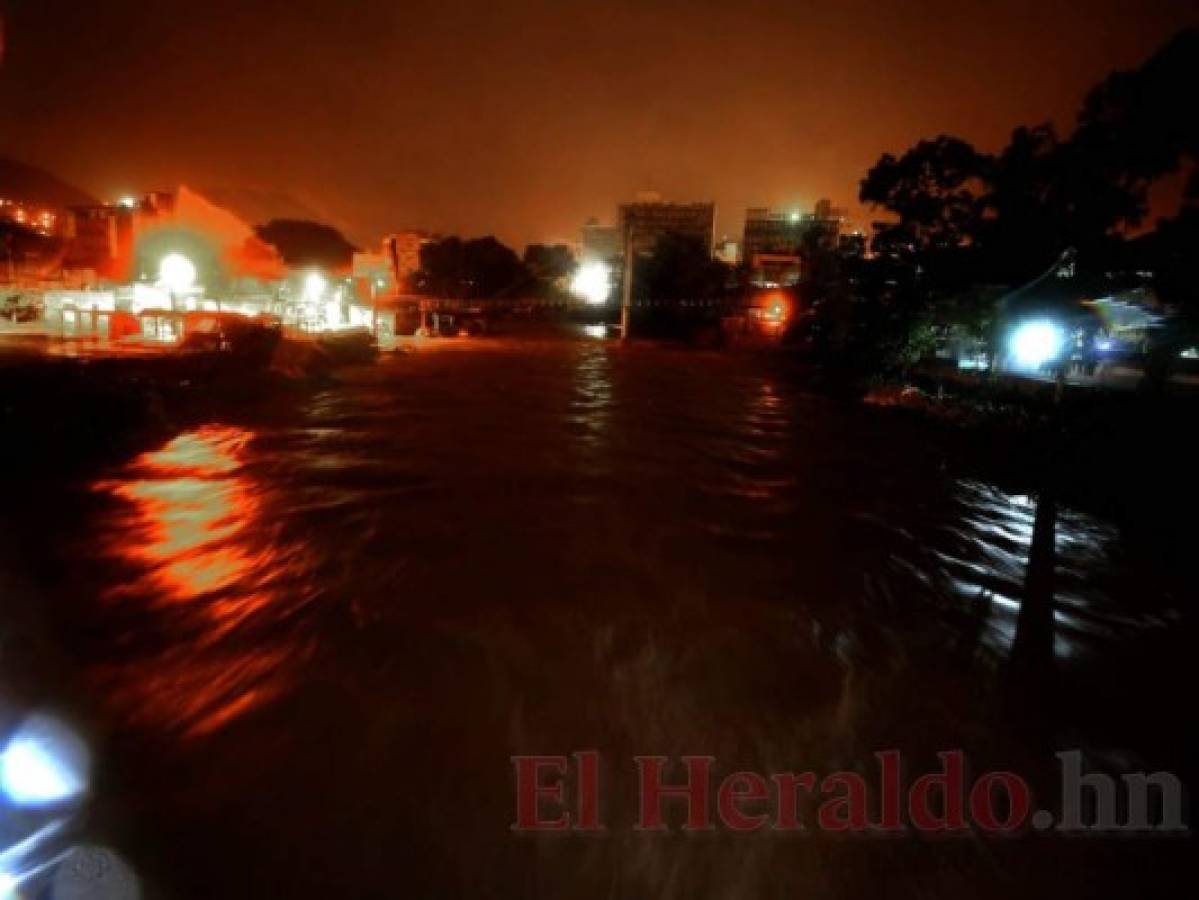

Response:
(1, 0), (1195, 248)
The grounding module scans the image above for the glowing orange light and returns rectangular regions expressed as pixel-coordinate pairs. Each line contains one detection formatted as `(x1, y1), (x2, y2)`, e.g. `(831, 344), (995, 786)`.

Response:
(761, 292), (789, 325)
(92, 426), (314, 737)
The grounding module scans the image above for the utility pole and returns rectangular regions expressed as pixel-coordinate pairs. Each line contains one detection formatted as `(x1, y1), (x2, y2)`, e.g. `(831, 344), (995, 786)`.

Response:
(370, 278), (379, 340)
(620, 221), (633, 341)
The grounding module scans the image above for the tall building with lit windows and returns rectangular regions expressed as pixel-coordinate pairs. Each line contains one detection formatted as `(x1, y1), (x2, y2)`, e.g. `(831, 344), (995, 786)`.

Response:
(617, 196), (716, 255)
(742, 199), (848, 286)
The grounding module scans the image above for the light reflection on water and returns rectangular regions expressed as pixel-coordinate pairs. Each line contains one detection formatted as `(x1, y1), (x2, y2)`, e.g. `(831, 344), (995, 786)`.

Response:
(42, 335), (1184, 899)
(91, 426), (316, 737)
(868, 477), (1168, 664)
(569, 341), (612, 454)
(80, 346), (1163, 748)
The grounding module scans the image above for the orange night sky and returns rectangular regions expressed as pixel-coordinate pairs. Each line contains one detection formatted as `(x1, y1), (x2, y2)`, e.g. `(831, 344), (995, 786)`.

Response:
(1, 0), (1195, 248)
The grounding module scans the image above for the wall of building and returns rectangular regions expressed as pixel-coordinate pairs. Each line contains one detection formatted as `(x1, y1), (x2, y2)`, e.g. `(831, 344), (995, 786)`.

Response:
(618, 201), (716, 255)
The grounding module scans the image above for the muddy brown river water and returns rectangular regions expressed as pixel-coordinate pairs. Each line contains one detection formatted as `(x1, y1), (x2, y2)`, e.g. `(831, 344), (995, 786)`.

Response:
(1, 331), (1191, 898)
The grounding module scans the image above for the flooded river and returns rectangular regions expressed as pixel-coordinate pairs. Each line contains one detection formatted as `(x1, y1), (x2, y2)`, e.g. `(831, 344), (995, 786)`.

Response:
(2, 331), (1190, 898)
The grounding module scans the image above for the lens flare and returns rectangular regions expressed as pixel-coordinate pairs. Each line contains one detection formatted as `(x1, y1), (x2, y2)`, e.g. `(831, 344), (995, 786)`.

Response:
(0, 715), (90, 806)
(52, 847), (141, 900)
(1009, 321), (1064, 369)
(157, 253), (197, 293)
(303, 271), (328, 303)
(570, 262), (611, 305)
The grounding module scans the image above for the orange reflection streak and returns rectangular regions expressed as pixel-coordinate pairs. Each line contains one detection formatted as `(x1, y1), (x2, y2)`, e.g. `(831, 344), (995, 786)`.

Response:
(92, 426), (314, 736)
(102, 428), (263, 614)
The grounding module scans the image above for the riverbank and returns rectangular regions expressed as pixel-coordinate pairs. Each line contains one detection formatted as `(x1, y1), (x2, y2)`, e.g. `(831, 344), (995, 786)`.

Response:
(0, 354), (308, 478)
(852, 365), (1199, 565)
(0, 322), (392, 479)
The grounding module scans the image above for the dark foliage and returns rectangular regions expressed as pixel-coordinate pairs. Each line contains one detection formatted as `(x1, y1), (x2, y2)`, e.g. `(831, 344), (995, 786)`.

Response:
(631, 233), (729, 302)
(413, 235), (529, 299)
(847, 28), (1199, 377)
(860, 28), (1198, 288)
(522, 244), (574, 280)
(256, 219), (358, 271)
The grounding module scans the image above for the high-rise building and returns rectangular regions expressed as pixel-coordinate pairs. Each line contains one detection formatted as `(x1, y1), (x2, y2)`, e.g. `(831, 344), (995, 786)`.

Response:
(617, 199), (716, 255)
(579, 218), (622, 262)
(742, 199), (848, 285)
(743, 208), (805, 260)
(814, 198), (847, 222)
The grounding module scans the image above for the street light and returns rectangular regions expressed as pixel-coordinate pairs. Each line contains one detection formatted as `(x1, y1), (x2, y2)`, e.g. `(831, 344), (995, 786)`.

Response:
(1010, 321), (1065, 369)
(570, 262), (611, 306)
(0, 714), (89, 807)
(158, 253), (197, 295)
(303, 271), (327, 303)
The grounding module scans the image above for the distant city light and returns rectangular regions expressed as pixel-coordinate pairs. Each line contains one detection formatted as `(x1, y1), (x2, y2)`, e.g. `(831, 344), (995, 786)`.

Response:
(0, 714), (90, 806)
(1009, 321), (1064, 369)
(789, 211), (801, 222)
(118, 196), (138, 208)
(570, 261), (611, 305)
(324, 299), (344, 329)
(157, 253), (197, 294)
(303, 271), (328, 303)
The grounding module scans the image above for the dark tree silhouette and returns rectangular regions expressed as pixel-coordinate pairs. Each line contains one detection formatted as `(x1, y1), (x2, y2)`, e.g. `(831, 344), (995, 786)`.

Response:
(859, 135), (992, 262)
(847, 29), (1199, 379)
(522, 244), (574, 280)
(256, 219), (358, 271)
(982, 124), (1068, 279)
(632, 233), (729, 301)
(860, 28), (1199, 289)
(413, 235), (529, 299)
(1074, 28), (1198, 197)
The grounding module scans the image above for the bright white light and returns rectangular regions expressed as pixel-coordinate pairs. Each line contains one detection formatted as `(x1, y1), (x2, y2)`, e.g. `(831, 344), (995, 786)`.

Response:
(0, 820), (67, 873)
(1010, 322), (1064, 369)
(131, 283), (170, 314)
(789, 211), (801, 222)
(303, 271), (328, 303)
(570, 262), (611, 306)
(0, 715), (89, 806)
(158, 253), (197, 294)
(0, 871), (17, 899)
(118, 196), (138, 209)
